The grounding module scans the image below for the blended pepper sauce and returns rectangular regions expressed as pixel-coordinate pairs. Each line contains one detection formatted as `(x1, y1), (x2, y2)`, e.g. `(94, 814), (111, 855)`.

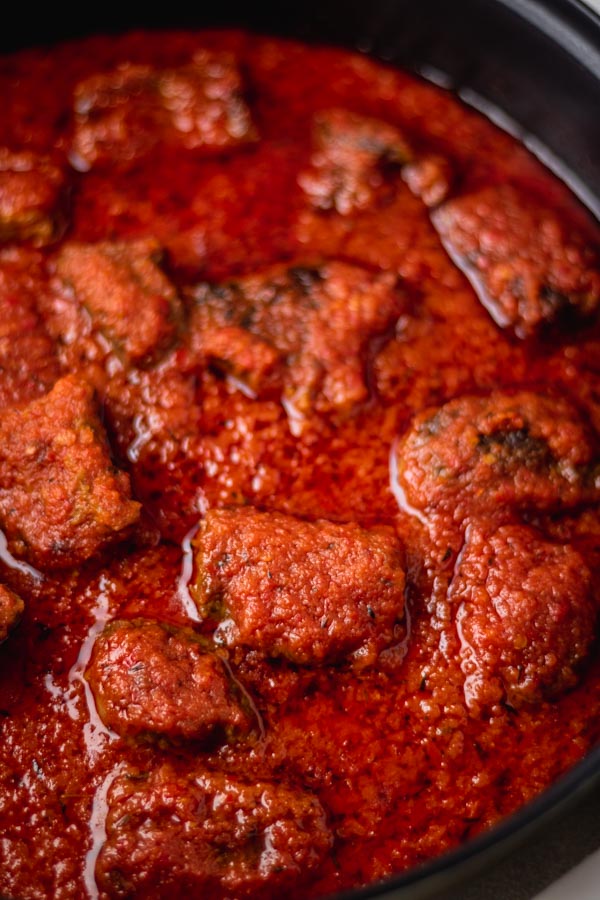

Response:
(0, 27), (600, 900)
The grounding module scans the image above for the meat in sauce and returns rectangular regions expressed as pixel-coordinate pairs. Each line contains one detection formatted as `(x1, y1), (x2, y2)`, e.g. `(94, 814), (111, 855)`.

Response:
(394, 390), (600, 522)
(70, 50), (257, 171)
(53, 238), (182, 366)
(432, 184), (600, 337)
(0, 148), (67, 245)
(298, 107), (413, 214)
(0, 247), (60, 408)
(96, 762), (333, 899)
(188, 260), (405, 426)
(193, 507), (406, 667)
(451, 524), (597, 715)
(86, 618), (254, 744)
(0, 583), (24, 643)
(0, 374), (140, 568)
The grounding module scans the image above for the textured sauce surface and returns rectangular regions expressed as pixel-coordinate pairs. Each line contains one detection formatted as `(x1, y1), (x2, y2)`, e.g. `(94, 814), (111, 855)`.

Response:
(0, 28), (600, 900)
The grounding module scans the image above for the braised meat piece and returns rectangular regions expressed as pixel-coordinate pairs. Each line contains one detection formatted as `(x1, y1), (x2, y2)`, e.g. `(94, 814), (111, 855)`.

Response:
(299, 107), (412, 214)
(0, 584), (24, 644)
(200, 325), (280, 397)
(71, 51), (256, 170)
(279, 263), (404, 423)
(0, 249), (60, 409)
(96, 763), (332, 899)
(54, 238), (182, 366)
(189, 261), (404, 424)
(192, 507), (406, 668)
(102, 361), (203, 539)
(0, 375), (140, 568)
(105, 364), (201, 466)
(188, 270), (295, 394)
(394, 391), (600, 521)
(402, 154), (452, 207)
(86, 619), (253, 744)
(451, 524), (596, 713)
(0, 148), (67, 245)
(432, 185), (600, 337)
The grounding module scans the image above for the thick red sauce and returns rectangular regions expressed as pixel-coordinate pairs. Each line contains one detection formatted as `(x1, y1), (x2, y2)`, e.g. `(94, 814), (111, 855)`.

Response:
(0, 27), (600, 900)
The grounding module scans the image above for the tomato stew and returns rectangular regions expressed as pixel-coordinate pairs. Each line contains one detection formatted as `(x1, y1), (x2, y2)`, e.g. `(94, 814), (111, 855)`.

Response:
(0, 28), (600, 900)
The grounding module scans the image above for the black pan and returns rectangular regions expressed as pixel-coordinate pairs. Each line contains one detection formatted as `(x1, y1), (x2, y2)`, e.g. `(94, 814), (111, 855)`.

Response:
(3, 2), (600, 898)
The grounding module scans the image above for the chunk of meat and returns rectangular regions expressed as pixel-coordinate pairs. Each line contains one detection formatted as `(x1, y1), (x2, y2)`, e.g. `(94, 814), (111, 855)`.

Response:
(189, 261), (405, 426)
(298, 107), (413, 214)
(102, 361), (203, 540)
(54, 238), (182, 366)
(402, 154), (452, 207)
(192, 507), (406, 668)
(394, 391), (600, 521)
(451, 524), (596, 713)
(189, 313), (281, 397)
(0, 584), (24, 644)
(206, 327), (281, 397)
(86, 619), (253, 744)
(281, 264), (404, 424)
(104, 363), (201, 466)
(71, 51), (256, 170)
(0, 148), (67, 245)
(0, 249), (60, 409)
(432, 185), (600, 337)
(96, 762), (332, 899)
(0, 375), (140, 568)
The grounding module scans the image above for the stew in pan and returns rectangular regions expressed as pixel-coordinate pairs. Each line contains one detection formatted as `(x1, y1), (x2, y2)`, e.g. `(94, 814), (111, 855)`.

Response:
(0, 27), (599, 900)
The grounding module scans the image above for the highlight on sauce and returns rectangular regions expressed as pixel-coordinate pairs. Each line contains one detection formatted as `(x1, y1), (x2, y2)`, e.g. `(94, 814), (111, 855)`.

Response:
(0, 25), (599, 900)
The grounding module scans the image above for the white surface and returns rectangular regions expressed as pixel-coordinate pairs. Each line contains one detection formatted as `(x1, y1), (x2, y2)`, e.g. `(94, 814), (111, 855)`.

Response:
(535, 847), (600, 900)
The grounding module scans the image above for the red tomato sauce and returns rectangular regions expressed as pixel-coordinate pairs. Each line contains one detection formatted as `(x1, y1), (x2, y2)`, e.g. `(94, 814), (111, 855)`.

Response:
(0, 27), (599, 900)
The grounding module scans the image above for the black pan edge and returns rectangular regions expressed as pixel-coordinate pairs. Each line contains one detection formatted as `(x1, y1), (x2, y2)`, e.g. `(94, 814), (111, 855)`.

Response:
(500, 0), (600, 75)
